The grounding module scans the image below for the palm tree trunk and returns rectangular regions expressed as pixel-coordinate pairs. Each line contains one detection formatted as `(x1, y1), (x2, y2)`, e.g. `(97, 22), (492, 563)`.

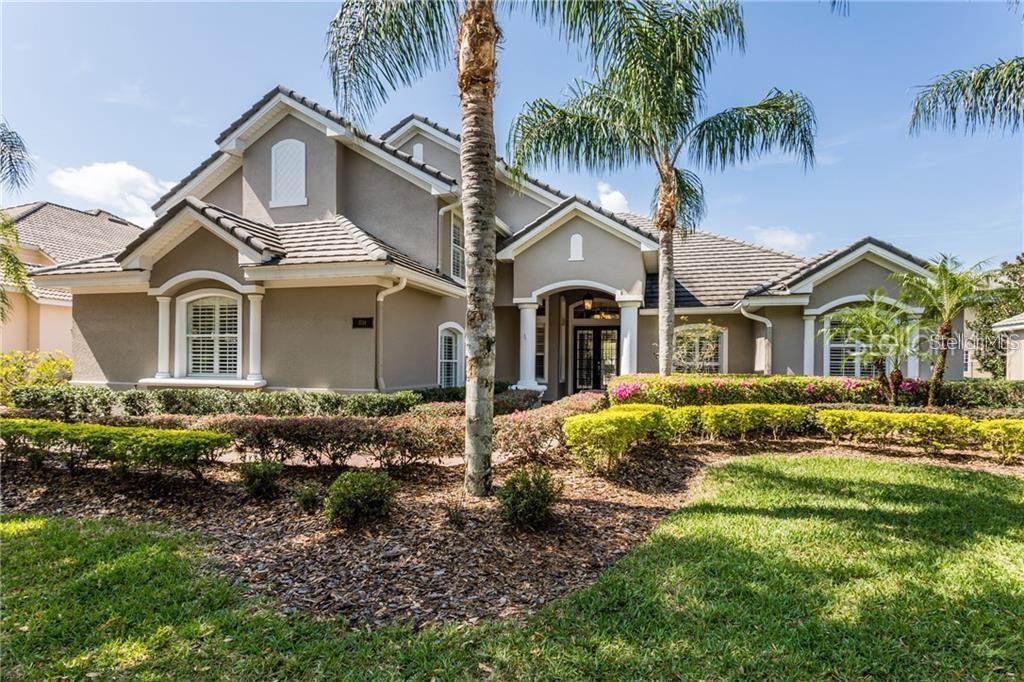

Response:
(457, 0), (499, 497)
(655, 168), (677, 376)
(887, 366), (903, 406)
(927, 319), (952, 407)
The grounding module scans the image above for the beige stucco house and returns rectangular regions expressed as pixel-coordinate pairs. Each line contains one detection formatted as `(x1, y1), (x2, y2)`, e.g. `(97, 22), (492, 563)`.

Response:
(2, 202), (140, 354)
(32, 85), (965, 399)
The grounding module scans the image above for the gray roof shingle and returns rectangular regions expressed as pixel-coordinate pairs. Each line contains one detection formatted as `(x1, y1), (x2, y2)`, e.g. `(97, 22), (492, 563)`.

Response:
(2, 201), (142, 264)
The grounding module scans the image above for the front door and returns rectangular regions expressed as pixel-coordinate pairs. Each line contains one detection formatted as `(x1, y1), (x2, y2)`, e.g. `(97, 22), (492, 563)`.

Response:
(574, 327), (619, 391)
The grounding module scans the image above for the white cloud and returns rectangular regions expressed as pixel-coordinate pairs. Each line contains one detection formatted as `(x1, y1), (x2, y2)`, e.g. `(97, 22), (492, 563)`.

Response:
(48, 161), (174, 226)
(747, 225), (817, 255)
(103, 81), (151, 108)
(597, 181), (630, 213)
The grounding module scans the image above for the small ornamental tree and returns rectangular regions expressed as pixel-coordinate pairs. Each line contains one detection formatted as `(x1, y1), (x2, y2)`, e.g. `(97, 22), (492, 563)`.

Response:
(969, 254), (1024, 377)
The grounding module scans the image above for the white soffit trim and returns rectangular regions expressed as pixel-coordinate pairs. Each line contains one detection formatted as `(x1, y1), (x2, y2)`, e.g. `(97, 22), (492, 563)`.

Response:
(153, 153), (241, 216)
(497, 203), (657, 261)
(120, 207), (266, 270)
(789, 244), (931, 294)
(384, 117), (562, 207)
(742, 295), (811, 306)
(243, 262), (465, 298)
(639, 306), (738, 315)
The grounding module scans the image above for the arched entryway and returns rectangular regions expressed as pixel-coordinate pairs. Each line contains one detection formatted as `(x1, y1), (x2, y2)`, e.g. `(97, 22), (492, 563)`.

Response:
(512, 281), (642, 396)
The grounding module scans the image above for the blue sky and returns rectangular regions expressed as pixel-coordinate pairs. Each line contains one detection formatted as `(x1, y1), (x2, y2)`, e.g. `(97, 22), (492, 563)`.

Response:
(2, 1), (1021, 265)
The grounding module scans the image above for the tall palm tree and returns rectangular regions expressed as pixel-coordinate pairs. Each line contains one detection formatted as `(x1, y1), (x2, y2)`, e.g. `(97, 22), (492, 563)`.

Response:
(0, 121), (33, 322)
(892, 255), (988, 406)
(825, 289), (922, 405)
(508, 0), (816, 375)
(326, 1), (612, 496)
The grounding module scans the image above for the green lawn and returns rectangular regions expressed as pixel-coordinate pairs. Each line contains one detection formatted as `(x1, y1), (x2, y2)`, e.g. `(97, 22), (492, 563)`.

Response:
(4, 455), (1023, 680)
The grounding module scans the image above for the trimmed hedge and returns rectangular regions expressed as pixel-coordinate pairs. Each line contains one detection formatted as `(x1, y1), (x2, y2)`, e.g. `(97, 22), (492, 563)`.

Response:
(324, 470), (396, 527)
(0, 418), (231, 478)
(607, 374), (1024, 409)
(8, 385), (116, 421)
(493, 391), (607, 462)
(563, 403), (1024, 470)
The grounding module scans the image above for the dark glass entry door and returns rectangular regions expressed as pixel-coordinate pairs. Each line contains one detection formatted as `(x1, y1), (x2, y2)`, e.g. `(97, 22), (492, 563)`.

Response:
(574, 327), (619, 390)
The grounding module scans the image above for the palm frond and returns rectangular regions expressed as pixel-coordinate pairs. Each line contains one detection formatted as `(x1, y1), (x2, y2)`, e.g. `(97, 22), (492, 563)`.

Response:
(325, 0), (460, 123)
(688, 88), (816, 172)
(672, 167), (705, 229)
(0, 212), (29, 322)
(910, 57), (1024, 134)
(892, 254), (989, 325)
(0, 121), (34, 192)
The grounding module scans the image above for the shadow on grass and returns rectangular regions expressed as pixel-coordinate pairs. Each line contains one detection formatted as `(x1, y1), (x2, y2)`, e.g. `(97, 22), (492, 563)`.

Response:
(4, 455), (1023, 679)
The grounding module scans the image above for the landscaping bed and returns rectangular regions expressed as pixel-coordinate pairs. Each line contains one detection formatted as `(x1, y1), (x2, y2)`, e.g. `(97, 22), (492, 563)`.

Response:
(0, 450), (708, 629)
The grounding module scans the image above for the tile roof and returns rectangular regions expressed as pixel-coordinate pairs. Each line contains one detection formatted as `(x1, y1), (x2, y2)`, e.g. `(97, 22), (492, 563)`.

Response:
(747, 236), (931, 297)
(643, 229), (809, 307)
(35, 198), (457, 290)
(500, 197), (658, 252)
(2, 201), (142, 264)
(1, 266), (72, 302)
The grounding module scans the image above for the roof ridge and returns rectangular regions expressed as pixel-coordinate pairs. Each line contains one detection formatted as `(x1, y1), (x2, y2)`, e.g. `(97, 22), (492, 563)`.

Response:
(30, 250), (121, 275)
(332, 214), (389, 261)
(5, 200), (140, 229)
(689, 228), (808, 262)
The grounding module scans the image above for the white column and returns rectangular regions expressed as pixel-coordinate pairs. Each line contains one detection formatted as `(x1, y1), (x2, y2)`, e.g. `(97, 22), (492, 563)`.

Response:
(803, 315), (816, 376)
(246, 294), (263, 381)
(156, 296), (172, 378)
(515, 303), (542, 390)
(619, 301), (640, 375)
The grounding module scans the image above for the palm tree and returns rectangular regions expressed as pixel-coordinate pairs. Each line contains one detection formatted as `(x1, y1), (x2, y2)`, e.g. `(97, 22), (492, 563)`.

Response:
(825, 289), (922, 405)
(892, 255), (988, 406)
(1, 121), (33, 322)
(326, 1), (613, 496)
(911, 57), (1024, 134)
(508, 0), (816, 376)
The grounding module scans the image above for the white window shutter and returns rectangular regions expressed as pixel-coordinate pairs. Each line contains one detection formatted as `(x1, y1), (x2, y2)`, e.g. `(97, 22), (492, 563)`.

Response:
(271, 139), (306, 207)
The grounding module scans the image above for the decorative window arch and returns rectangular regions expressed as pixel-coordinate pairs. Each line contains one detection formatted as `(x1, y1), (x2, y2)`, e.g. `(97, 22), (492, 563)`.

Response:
(437, 322), (465, 388)
(673, 323), (728, 374)
(270, 139), (307, 208)
(412, 142), (424, 162)
(175, 289), (242, 379)
(569, 233), (584, 261)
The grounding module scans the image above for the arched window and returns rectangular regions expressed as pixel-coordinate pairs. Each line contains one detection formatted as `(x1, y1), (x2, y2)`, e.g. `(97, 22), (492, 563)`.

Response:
(438, 322), (465, 388)
(569, 233), (584, 261)
(270, 139), (306, 207)
(412, 142), (424, 162)
(824, 317), (879, 378)
(673, 323), (727, 373)
(186, 295), (241, 377)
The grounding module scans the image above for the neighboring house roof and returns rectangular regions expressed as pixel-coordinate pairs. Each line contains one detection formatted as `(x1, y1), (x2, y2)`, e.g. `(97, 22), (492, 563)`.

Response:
(993, 313), (1024, 332)
(2, 201), (141, 264)
(153, 86), (458, 212)
(643, 230), (809, 308)
(37, 197), (458, 290)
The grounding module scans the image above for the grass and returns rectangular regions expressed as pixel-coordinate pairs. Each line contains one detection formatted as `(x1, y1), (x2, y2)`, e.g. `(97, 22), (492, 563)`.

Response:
(3, 455), (1023, 679)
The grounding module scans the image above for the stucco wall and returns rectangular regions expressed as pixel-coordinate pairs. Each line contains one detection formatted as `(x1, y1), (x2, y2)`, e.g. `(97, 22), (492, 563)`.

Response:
(242, 114), (339, 224)
(150, 227), (248, 290)
(807, 259), (909, 310)
(764, 306), (805, 375)
(338, 147), (440, 269)
(202, 168), (243, 214)
(37, 304), (72, 354)
(636, 313), (755, 374)
(72, 293), (158, 384)
(261, 286), (376, 390)
(513, 217), (646, 299)
(1, 291), (30, 352)
(380, 287), (467, 389)
(495, 305), (519, 385)
(396, 133), (461, 179)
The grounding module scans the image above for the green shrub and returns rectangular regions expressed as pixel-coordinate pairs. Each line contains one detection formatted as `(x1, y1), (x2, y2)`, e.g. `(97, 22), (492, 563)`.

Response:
(667, 406), (703, 437)
(239, 460), (284, 498)
(563, 410), (649, 472)
(938, 380), (1024, 408)
(151, 388), (240, 415)
(493, 391), (606, 462)
(292, 482), (321, 513)
(9, 385), (115, 421)
(344, 391), (422, 417)
(607, 404), (674, 443)
(813, 410), (979, 453)
(0, 350), (71, 405)
(323, 470), (396, 527)
(496, 465), (563, 530)
(700, 404), (810, 440)
(415, 381), (511, 403)
(0, 418), (230, 478)
(608, 374), (896, 407)
(978, 419), (1024, 463)
(119, 388), (158, 416)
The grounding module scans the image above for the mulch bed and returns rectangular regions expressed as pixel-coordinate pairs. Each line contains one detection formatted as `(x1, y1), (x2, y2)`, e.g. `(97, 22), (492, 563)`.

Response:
(0, 449), (712, 630)
(3, 439), (1019, 630)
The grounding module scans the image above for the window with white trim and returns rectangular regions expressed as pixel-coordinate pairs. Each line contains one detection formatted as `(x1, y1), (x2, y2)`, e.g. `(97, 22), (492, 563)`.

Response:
(673, 326), (725, 373)
(535, 300), (547, 382)
(438, 323), (464, 388)
(826, 319), (878, 378)
(569, 233), (583, 261)
(186, 296), (240, 377)
(451, 217), (466, 281)
(270, 139), (306, 207)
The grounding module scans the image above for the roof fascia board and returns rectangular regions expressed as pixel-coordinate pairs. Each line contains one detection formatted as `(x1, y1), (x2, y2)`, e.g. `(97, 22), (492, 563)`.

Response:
(120, 208), (266, 270)
(30, 271), (149, 291)
(789, 243), (932, 294)
(497, 203), (657, 260)
(742, 295), (811, 306)
(639, 306), (738, 315)
(243, 260), (464, 298)
(153, 153), (241, 216)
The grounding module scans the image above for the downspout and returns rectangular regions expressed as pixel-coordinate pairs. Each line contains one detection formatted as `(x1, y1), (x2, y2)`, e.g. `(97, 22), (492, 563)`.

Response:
(375, 277), (408, 390)
(736, 302), (773, 375)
